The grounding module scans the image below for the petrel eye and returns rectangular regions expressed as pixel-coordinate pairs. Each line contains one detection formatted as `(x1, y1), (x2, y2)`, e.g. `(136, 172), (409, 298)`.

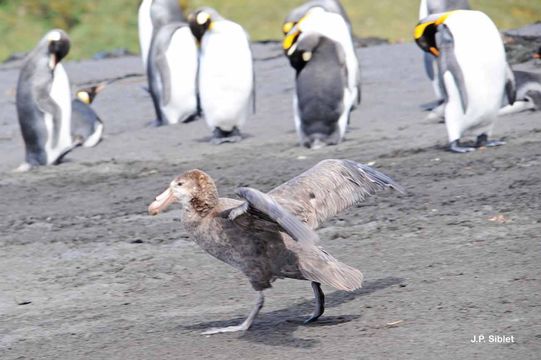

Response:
(177, 181), (183, 186)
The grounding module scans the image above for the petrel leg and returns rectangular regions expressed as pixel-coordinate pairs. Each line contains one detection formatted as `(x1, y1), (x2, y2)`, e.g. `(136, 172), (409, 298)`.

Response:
(304, 282), (325, 324)
(476, 133), (506, 148)
(448, 140), (475, 153)
(201, 291), (264, 335)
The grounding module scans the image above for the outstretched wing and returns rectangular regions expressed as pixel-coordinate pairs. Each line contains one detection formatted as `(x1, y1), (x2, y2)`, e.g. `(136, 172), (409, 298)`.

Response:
(267, 159), (405, 229)
(224, 186), (363, 291)
(224, 187), (320, 247)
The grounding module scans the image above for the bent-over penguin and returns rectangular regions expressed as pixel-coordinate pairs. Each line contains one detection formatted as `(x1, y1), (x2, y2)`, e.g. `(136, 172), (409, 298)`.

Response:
(138, 0), (185, 69)
(287, 33), (350, 148)
(147, 22), (199, 126)
(414, 10), (516, 153)
(188, 8), (255, 144)
(15, 29), (74, 171)
(283, 7), (361, 110)
(283, 0), (352, 35)
(418, 0), (471, 115)
(71, 84), (105, 147)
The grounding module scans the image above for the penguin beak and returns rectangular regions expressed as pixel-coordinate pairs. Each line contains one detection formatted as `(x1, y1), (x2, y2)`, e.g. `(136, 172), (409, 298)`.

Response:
(148, 187), (176, 215)
(283, 30), (301, 52)
(48, 54), (57, 70)
(282, 22), (294, 35)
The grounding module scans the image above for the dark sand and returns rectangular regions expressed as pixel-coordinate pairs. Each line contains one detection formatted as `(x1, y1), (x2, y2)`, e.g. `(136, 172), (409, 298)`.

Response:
(1, 42), (540, 359)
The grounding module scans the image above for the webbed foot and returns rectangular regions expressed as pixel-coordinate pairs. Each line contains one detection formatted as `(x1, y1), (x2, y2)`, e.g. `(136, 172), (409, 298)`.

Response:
(476, 134), (506, 148)
(449, 140), (475, 153)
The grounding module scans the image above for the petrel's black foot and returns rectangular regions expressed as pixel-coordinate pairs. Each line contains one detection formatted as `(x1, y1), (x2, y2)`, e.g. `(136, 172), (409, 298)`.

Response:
(476, 134), (506, 148)
(304, 282), (325, 324)
(211, 127), (242, 145)
(449, 140), (475, 153)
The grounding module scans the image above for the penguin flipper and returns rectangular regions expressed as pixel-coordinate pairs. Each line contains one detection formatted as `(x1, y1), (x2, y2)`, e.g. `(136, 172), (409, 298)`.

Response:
(34, 86), (62, 148)
(252, 66), (257, 114)
(436, 24), (468, 113)
(156, 46), (172, 106)
(423, 52), (435, 80)
(504, 63), (516, 106)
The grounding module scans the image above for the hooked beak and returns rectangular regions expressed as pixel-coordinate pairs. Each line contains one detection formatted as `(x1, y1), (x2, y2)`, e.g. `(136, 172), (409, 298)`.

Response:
(148, 187), (175, 215)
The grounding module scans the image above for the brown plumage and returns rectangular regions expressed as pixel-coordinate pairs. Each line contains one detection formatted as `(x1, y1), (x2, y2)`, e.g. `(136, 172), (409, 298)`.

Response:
(148, 159), (404, 334)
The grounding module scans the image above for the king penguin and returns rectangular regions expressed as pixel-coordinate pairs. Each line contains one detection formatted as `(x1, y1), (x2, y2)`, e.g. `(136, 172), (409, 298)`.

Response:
(418, 0), (471, 116)
(147, 21), (199, 126)
(499, 70), (541, 116)
(287, 33), (350, 148)
(15, 29), (74, 171)
(414, 10), (516, 153)
(283, 7), (361, 111)
(188, 8), (255, 144)
(138, 0), (185, 69)
(71, 84), (105, 147)
(282, 0), (352, 35)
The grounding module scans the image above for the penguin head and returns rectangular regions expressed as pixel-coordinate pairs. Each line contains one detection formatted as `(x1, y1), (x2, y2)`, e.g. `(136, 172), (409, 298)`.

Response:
(188, 8), (219, 44)
(76, 83), (106, 105)
(45, 29), (70, 69)
(282, 7), (322, 56)
(414, 11), (458, 57)
(286, 33), (321, 72)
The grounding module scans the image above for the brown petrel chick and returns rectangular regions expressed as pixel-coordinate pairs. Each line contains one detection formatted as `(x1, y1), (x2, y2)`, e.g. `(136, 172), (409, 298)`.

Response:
(148, 159), (404, 334)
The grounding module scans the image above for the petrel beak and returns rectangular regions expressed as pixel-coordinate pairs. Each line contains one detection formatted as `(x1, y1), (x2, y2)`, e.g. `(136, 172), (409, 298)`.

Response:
(148, 187), (175, 215)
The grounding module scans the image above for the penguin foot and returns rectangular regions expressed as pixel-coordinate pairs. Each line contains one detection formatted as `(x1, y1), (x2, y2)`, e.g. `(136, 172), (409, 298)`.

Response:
(13, 162), (32, 172)
(146, 119), (163, 128)
(448, 140), (476, 153)
(210, 127), (242, 145)
(476, 134), (506, 148)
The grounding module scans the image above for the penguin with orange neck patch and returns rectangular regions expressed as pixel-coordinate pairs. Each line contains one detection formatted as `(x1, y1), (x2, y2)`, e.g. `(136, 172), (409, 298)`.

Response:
(414, 10), (516, 153)
(71, 84), (105, 147)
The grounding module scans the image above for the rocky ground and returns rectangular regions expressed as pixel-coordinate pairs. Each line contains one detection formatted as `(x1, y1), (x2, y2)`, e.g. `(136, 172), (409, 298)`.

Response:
(0, 39), (540, 359)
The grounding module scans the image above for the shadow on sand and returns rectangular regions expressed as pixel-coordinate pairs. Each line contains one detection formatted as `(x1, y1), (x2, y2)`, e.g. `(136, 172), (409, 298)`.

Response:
(180, 276), (404, 348)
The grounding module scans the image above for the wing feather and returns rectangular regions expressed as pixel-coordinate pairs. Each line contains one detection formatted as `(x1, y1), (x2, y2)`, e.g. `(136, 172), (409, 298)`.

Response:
(268, 159), (405, 229)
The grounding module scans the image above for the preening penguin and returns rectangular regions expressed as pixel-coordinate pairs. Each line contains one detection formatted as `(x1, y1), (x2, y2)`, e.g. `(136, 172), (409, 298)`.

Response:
(15, 29), (74, 171)
(138, 0), (185, 69)
(499, 70), (541, 116)
(418, 0), (471, 114)
(414, 10), (516, 153)
(188, 8), (255, 144)
(147, 22), (199, 126)
(287, 33), (350, 148)
(283, 7), (361, 111)
(283, 0), (352, 35)
(71, 84), (105, 147)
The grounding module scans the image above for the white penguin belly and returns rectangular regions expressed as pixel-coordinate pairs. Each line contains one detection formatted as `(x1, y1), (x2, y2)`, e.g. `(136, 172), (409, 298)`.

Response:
(162, 27), (198, 124)
(138, 0), (153, 68)
(44, 64), (72, 164)
(199, 22), (253, 131)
